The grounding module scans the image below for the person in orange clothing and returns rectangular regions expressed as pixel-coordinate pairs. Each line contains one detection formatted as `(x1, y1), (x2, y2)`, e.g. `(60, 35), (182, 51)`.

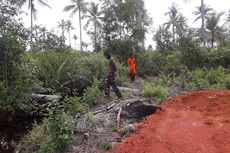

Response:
(127, 53), (136, 82)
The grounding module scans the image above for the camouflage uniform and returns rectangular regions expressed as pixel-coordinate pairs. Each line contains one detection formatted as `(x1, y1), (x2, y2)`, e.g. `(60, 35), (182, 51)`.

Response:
(104, 57), (122, 98)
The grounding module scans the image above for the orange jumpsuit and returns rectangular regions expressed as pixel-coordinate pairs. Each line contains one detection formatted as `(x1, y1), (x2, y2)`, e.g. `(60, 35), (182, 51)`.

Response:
(127, 56), (136, 81)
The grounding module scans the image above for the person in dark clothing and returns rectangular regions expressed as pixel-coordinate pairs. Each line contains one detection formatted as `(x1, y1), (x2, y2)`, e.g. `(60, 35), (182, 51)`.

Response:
(103, 52), (122, 98)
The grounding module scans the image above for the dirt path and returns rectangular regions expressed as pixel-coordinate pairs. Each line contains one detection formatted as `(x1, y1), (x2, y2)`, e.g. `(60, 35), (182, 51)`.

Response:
(109, 90), (230, 153)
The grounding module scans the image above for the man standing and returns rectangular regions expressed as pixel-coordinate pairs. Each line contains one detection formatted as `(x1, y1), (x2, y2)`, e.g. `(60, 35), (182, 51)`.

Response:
(127, 53), (136, 82)
(104, 52), (122, 98)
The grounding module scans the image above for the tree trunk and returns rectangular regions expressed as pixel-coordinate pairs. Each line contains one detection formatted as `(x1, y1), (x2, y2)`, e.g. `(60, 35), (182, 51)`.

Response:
(201, 0), (205, 46)
(69, 30), (71, 47)
(211, 36), (214, 48)
(172, 25), (175, 44)
(75, 39), (77, 49)
(79, 9), (83, 51)
(94, 21), (97, 52)
(30, 0), (33, 52)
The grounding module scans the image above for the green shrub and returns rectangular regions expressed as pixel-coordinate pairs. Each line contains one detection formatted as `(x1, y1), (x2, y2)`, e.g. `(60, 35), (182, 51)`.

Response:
(179, 37), (206, 69)
(164, 52), (183, 74)
(224, 74), (230, 89)
(136, 51), (165, 76)
(108, 123), (119, 132)
(17, 119), (49, 153)
(31, 51), (79, 91)
(18, 113), (74, 153)
(39, 113), (73, 153)
(63, 96), (88, 116)
(83, 79), (100, 105)
(171, 67), (230, 91)
(116, 64), (129, 86)
(206, 66), (227, 84)
(142, 83), (168, 103)
(101, 140), (112, 150)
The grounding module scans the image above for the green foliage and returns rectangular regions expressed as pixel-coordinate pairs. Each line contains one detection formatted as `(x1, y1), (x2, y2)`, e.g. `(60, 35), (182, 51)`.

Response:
(101, 140), (112, 150)
(108, 123), (119, 132)
(142, 83), (168, 103)
(116, 64), (129, 86)
(206, 48), (230, 68)
(17, 119), (49, 153)
(136, 51), (165, 76)
(164, 52), (184, 74)
(83, 79), (100, 105)
(18, 113), (74, 153)
(179, 37), (206, 69)
(31, 51), (77, 90)
(171, 67), (230, 91)
(0, 2), (29, 97)
(39, 113), (73, 153)
(81, 53), (108, 81)
(0, 58), (34, 112)
(225, 75), (230, 89)
(63, 96), (88, 116)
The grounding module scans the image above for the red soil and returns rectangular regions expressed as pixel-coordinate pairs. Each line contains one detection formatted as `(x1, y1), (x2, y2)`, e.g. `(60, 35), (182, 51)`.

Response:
(109, 90), (230, 153)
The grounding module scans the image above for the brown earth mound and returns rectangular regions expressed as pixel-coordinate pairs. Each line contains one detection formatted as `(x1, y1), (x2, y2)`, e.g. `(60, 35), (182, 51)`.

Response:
(109, 90), (230, 153)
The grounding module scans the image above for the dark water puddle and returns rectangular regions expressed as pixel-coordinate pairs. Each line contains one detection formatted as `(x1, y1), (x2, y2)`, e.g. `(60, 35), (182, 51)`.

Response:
(0, 113), (40, 153)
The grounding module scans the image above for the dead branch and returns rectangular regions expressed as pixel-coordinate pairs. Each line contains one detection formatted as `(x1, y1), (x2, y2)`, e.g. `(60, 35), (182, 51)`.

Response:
(116, 107), (122, 128)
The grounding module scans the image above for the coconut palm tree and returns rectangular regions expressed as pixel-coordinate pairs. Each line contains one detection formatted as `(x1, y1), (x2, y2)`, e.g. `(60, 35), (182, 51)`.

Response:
(63, 0), (88, 51)
(83, 2), (103, 52)
(164, 3), (181, 42)
(66, 20), (75, 46)
(206, 11), (225, 48)
(57, 19), (67, 38)
(193, 4), (213, 23)
(20, 0), (51, 51)
(184, 0), (206, 46)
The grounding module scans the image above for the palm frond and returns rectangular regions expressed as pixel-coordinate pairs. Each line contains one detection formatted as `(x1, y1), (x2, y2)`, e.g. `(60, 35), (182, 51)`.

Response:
(37, 0), (51, 8)
(63, 5), (76, 12)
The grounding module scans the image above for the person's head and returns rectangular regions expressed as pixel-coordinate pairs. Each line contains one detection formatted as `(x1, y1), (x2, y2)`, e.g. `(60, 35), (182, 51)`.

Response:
(129, 53), (134, 58)
(103, 51), (111, 60)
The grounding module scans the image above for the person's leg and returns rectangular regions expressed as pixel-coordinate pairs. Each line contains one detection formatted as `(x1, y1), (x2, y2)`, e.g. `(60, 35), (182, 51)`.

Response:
(109, 77), (122, 98)
(104, 78), (110, 96)
(131, 74), (135, 82)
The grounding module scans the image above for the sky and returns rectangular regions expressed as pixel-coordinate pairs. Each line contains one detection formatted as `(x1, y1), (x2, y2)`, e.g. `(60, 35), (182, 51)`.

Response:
(20, 0), (230, 50)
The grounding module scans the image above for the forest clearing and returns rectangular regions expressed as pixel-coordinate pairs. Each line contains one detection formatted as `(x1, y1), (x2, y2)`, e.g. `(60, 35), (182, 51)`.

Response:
(1, 0), (230, 153)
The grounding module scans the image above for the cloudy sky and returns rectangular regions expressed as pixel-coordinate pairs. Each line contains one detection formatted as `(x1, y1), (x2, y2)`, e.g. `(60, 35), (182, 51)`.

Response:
(21, 0), (230, 50)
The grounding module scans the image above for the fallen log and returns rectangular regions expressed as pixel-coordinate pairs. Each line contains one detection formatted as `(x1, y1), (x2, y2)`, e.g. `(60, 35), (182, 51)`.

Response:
(118, 87), (141, 95)
(31, 94), (62, 103)
(33, 85), (54, 94)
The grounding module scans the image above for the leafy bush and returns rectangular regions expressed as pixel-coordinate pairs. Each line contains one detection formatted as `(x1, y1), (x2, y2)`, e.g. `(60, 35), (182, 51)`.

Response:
(136, 51), (165, 76)
(142, 83), (168, 103)
(31, 51), (128, 92)
(39, 113), (73, 153)
(171, 67), (230, 91)
(31, 51), (79, 91)
(16, 120), (49, 153)
(225, 75), (230, 89)
(101, 140), (112, 150)
(18, 113), (74, 153)
(83, 79), (100, 105)
(63, 96), (88, 116)
(179, 37), (206, 69)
